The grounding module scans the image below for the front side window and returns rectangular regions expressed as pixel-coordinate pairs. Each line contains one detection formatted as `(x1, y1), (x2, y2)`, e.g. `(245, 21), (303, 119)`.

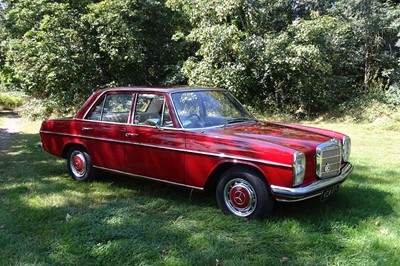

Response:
(86, 93), (133, 123)
(134, 94), (169, 127)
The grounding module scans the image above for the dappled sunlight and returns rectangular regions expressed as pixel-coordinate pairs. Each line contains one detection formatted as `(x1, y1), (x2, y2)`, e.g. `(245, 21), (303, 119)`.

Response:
(1, 117), (399, 265)
(5, 149), (25, 156)
(104, 216), (125, 227)
(21, 188), (121, 211)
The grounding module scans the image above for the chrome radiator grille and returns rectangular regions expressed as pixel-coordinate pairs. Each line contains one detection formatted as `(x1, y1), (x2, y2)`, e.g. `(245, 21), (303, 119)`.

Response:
(316, 139), (342, 179)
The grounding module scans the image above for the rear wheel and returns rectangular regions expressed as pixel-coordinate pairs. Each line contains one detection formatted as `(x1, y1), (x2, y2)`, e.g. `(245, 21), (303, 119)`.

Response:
(67, 146), (95, 181)
(216, 167), (274, 219)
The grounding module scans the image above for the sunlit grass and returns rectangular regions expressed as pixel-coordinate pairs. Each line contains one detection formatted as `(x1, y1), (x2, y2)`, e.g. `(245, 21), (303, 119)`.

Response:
(1, 118), (399, 265)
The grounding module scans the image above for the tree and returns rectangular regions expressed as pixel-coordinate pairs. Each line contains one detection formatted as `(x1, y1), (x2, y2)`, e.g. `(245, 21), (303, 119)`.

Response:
(84, 0), (187, 86)
(1, 0), (103, 113)
(332, 0), (400, 94)
(167, 0), (294, 111)
(167, 0), (355, 114)
(0, 0), (186, 115)
(1, 0), (399, 116)
(168, 0), (400, 115)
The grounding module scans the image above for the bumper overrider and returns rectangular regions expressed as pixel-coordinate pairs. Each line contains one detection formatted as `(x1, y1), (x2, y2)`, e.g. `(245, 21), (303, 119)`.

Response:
(271, 163), (354, 202)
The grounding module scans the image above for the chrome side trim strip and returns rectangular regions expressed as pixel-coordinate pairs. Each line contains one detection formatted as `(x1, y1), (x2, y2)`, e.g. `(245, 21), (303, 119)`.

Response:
(271, 163), (354, 202)
(183, 149), (291, 168)
(72, 117), (254, 131)
(39, 131), (292, 168)
(72, 118), (185, 130)
(93, 166), (204, 191)
(40, 130), (126, 145)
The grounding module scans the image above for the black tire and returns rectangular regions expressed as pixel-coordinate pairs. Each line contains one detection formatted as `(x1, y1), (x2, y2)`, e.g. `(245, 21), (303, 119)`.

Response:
(67, 146), (95, 182)
(216, 166), (274, 219)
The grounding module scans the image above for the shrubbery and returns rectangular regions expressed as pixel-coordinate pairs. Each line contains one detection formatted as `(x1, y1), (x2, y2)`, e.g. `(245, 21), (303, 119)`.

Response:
(0, 0), (399, 118)
(0, 93), (23, 110)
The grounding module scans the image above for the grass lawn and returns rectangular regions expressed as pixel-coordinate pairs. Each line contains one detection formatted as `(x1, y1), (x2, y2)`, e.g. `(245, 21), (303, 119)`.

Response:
(0, 118), (399, 265)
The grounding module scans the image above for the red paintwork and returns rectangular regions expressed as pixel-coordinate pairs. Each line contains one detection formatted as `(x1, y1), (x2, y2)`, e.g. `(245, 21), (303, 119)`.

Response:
(40, 87), (351, 200)
(73, 155), (84, 172)
(230, 186), (250, 209)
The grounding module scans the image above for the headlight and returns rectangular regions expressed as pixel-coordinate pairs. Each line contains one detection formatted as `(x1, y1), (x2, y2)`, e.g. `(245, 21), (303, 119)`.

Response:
(342, 136), (351, 162)
(293, 151), (306, 186)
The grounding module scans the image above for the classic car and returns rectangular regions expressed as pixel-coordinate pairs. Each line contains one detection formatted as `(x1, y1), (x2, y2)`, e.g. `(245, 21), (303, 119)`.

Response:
(40, 87), (353, 219)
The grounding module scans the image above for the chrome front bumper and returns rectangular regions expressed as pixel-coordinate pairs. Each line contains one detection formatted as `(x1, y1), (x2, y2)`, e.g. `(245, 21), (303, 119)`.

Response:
(271, 163), (354, 202)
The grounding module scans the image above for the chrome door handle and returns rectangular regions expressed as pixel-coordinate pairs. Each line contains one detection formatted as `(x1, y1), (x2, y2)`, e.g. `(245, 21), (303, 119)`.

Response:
(125, 133), (139, 137)
(82, 127), (93, 131)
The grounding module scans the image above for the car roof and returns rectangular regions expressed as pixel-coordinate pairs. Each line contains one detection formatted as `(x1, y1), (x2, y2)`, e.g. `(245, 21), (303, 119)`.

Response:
(97, 86), (226, 94)
(76, 86), (227, 119)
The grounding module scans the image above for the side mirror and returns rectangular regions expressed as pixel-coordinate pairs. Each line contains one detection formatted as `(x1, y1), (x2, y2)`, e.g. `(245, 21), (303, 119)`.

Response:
(156, 121), (163, 131)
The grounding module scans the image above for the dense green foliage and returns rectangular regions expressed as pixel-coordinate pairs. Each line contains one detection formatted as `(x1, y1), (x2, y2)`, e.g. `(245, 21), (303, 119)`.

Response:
(0, 92), (23, 110)
(0, 0), (186, 114)
(0, 0), (399, 116)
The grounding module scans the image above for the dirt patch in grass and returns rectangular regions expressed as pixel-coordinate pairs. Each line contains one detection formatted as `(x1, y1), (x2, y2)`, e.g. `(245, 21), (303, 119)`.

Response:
(0, 111), (22, 151)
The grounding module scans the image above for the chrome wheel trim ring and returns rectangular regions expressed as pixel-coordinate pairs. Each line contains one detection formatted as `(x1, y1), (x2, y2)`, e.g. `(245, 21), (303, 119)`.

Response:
(223, 178), (257, 217)
(70, 151), (87, 179)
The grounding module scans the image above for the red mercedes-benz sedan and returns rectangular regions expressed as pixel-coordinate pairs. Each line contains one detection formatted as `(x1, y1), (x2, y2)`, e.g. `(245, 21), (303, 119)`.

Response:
(40, 87), (353, 219)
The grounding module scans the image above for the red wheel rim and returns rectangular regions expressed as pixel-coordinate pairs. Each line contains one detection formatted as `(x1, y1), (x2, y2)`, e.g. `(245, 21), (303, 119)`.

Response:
(69, 151), (87, 178)
(73, 155), (84, 172)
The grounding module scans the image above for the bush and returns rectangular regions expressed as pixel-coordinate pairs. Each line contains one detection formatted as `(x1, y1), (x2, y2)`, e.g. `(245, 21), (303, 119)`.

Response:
(386, 84), (400, 107)
(320, 90), (400, 128)
(0, 93), (24, 110)
(19, 97), (57, 120)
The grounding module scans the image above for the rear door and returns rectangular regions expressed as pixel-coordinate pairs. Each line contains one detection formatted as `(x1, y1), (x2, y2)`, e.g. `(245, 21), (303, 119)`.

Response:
(82, 92), (134, 171)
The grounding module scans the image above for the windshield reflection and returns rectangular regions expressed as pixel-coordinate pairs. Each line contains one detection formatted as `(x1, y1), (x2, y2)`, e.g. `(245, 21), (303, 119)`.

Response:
(171, 90), (255, 128)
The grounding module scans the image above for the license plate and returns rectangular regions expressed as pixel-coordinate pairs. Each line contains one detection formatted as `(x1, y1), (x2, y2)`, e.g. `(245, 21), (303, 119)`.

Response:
(320, 185), (339, 201)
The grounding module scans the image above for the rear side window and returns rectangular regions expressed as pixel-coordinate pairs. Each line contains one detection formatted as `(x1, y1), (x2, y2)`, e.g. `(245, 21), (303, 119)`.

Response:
(86, 93), (133, 123)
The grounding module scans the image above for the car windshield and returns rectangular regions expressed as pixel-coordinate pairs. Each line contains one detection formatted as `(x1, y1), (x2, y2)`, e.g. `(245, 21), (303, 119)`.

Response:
(171, 90), (255, 128)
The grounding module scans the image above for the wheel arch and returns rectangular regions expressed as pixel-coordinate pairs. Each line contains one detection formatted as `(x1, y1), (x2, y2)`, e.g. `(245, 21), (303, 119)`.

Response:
(204, 161), (269, 193)
(62, 142), (87, 159)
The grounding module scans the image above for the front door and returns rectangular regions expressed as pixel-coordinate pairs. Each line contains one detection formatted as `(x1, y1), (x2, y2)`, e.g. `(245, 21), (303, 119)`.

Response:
(124, 93), (185, 184)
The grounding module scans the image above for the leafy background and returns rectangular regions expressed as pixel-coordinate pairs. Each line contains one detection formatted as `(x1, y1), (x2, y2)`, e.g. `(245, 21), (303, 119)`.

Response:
(0, 0), (399, 118)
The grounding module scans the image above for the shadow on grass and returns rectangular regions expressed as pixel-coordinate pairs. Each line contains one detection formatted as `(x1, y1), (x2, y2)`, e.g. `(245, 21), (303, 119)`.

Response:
(272, 168), (393, 240)
(94, 162), (394, 224)
(0, 110), (19, 118)
(96, 171), (214, 205)
(0, 130), (396, 265)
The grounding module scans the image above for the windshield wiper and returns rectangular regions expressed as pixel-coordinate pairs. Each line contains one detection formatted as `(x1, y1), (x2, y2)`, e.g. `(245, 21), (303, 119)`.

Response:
(225, 117), (256, 127)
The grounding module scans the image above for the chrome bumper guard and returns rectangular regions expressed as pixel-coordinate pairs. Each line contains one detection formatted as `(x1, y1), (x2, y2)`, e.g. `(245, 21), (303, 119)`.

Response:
(271, 163), (354, 202)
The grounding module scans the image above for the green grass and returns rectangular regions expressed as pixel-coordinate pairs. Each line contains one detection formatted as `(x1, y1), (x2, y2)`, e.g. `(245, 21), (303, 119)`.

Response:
(1, 119), (399, 265)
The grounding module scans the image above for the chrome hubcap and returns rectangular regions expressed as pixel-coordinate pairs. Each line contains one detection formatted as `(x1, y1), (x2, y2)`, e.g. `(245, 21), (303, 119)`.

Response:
(224, 178), (257, 217)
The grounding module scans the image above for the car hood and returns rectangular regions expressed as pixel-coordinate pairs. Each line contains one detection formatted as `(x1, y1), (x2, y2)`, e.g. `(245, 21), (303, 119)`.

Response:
(209, 121), (335, 153)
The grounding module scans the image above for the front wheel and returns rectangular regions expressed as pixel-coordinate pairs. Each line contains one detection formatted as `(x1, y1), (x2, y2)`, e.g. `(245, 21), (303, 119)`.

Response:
(67, 146), (95, 182)
(216, 167), (274, 219)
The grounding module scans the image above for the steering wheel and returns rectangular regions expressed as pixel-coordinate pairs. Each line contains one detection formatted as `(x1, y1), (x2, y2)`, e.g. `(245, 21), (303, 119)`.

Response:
(183, 113), (205, 128)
